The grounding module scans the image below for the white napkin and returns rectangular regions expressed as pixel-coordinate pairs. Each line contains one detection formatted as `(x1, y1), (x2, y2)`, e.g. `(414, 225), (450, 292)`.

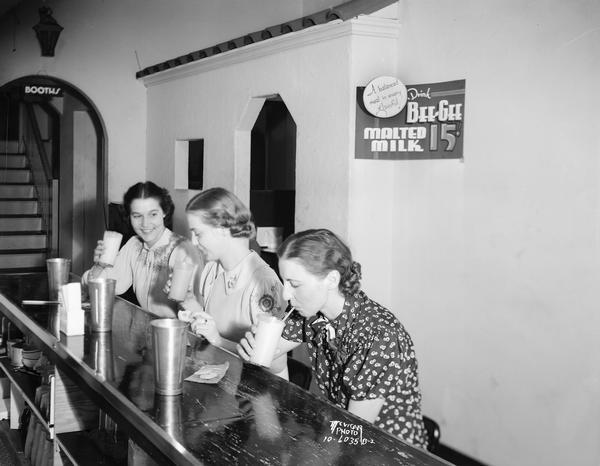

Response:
(59, 283), (85, 335)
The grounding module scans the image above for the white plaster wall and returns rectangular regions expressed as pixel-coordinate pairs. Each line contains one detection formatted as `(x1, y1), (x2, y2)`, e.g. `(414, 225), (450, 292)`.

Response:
(383, 1), (599, 465)
(347, 18), (403, 312)
(144, 23), (354, 238)
(0, 0), (331, 202)
(142, 10), (600, 464)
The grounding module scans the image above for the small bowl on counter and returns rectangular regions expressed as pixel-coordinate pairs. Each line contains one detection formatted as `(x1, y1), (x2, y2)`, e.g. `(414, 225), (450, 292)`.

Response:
(21, 346), (42, 369)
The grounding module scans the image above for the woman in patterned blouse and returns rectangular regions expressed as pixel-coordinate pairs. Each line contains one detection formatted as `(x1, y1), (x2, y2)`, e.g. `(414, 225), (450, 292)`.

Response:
(83, 181), (202, 318)
(238, 228), (428, 449)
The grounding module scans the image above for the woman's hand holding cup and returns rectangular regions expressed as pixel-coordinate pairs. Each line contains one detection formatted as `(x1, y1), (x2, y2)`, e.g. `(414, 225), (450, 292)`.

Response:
(86, 240), (107, 281)
(93, 240), (106, 265)
(237, 326), (258, 362)
(180, 303), (222, 347)
(177, 298), (203, 322)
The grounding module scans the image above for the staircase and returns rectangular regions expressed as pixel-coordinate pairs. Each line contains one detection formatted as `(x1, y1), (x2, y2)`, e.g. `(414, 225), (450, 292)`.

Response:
(0, 142), (48, 273)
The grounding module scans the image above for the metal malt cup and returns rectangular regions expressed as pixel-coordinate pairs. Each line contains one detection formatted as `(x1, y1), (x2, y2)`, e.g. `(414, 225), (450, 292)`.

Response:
(90, 331), (115, 381)
(89, 278), (116, 332)
(151, 319), (188, 396)
(46, 258), (71, 300)
(155, 394), (183, 441)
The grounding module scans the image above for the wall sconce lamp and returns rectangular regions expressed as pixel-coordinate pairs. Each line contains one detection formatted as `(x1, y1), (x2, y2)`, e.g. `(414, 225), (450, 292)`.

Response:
(33, 7), (63, 57)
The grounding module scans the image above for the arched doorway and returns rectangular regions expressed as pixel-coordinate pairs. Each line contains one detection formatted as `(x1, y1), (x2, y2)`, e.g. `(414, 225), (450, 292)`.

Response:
(250, 96), (296, 271)
(0, 75), (107, 274)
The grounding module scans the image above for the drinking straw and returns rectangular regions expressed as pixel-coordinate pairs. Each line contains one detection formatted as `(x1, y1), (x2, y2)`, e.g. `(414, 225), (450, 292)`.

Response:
(282, 306), (295, 322)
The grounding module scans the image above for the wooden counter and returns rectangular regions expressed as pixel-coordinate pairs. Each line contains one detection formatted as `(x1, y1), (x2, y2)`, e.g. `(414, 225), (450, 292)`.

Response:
(0, 273), (451, 465)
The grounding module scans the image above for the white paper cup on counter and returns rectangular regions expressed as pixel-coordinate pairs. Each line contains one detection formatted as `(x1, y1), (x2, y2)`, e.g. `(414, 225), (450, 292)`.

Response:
(98, 231), (123, 267)
(151, 319), (188, 396)
(21, 345), (42, 369)
(168, 262), (196, 302)
(250, 314), (285, 368)
(46, 258), (71, 300)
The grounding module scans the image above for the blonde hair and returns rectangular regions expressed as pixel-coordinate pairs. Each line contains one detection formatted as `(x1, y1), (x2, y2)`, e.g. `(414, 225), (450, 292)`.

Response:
(186, 187), (255, 238)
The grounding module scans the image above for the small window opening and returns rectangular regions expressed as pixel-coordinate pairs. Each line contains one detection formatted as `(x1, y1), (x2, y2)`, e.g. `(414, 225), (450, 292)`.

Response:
(174, 138), (204, 190)
(188, 139), (204, 190)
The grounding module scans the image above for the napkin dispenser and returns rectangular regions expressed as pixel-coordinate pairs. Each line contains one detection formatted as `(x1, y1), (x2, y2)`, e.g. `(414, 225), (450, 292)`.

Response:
(59, 283), (85, 336)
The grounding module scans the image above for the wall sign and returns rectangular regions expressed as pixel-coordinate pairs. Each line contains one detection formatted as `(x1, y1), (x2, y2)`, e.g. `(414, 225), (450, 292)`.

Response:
(355, 79), (465, 160)
(22, 84), (63, 97)
(362, 76), (407, 118)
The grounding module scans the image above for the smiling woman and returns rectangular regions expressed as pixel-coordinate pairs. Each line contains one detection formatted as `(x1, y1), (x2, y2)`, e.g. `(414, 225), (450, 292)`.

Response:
(82, 181), (203, 317)
(178, 187), (286, 360)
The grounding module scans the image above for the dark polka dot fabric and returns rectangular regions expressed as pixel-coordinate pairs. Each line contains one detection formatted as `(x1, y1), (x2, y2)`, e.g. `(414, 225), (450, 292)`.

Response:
(282, 291), (428, 449)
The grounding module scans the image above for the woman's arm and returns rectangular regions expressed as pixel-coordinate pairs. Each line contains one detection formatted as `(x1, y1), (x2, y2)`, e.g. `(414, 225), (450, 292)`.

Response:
(82, 238), (133, 295)
(169, 241), (206, 302)
(347, 398), (386, 423)
(187, 308), (240, 353)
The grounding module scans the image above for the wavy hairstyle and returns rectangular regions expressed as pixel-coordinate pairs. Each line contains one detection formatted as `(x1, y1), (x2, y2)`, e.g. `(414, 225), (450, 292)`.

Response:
(277, 229), (362, 296)
(123, 181), (174, 229)
(185, 187), (255, 239)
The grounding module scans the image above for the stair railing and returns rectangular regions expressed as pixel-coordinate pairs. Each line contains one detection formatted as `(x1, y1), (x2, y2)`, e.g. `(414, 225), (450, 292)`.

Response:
(22, 102), (56, 256)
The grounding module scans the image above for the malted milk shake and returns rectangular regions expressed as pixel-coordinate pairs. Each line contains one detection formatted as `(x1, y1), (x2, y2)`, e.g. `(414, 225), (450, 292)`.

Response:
(98, 231), (123, 267)
(250, 314), (285, 367)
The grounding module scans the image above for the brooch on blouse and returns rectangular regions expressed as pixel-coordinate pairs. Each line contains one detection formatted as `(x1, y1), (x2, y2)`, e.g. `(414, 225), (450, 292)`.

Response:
(258, 294), (275, 312)
(225, 273), (238, 289)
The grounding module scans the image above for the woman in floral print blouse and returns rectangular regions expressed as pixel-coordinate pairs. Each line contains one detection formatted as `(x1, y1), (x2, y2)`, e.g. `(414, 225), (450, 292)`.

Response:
(238, 228), (428, 449)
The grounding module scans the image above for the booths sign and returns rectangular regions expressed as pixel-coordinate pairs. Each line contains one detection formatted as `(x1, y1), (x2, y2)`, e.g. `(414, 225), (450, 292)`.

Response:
(22, 85), (63, 97)
(355, 79), (465, 160)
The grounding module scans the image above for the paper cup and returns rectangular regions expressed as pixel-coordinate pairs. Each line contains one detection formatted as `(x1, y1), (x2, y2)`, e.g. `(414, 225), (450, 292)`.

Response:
(98, 231), (123, 267)
(250, 314), (285, 368)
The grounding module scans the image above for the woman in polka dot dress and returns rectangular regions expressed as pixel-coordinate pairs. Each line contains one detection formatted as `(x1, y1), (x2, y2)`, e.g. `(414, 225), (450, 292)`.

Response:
(238, 228), (428, 449)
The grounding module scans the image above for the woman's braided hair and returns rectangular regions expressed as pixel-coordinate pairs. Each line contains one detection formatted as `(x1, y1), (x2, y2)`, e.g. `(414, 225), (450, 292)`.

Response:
(185, 187), (255, 239)
(277, 229), (361, 296)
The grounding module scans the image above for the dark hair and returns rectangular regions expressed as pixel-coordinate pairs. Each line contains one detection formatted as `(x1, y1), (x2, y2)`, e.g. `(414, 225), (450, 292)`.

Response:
(185, 187), (255, 239)
(277, 229), (362, 296)
(123, 181), (174, 229)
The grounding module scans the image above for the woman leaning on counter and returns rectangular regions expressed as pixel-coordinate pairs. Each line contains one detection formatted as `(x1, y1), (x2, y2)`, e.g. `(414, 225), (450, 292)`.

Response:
(179, 187), (287, 359)
(238, 228), (428, 449)
(82, 181), (203, 318)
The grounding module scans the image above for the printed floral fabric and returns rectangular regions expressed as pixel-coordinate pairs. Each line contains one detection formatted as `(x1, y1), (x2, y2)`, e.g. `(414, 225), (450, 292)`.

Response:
(282, 291), (428, 448)
(88, 229), (197, 317)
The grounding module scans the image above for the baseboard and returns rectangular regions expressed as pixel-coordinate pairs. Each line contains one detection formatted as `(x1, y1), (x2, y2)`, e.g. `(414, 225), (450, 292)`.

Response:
(435, 443), (489, 466)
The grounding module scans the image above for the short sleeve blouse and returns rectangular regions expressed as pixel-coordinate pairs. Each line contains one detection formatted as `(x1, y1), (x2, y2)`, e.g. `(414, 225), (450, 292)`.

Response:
(88, 229), (198, 317)
(198, 251), (286, 343)
(282, 290), (428, 449)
